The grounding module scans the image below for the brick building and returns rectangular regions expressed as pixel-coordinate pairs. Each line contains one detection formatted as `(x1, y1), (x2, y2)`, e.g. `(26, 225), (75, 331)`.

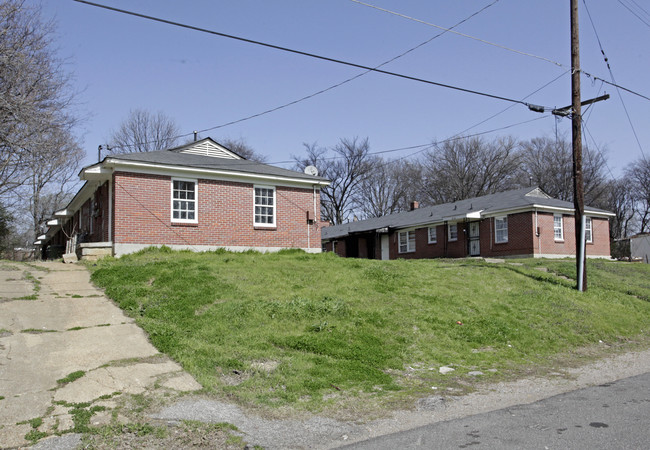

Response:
(322, 187), (614, 260)
(37, 138), (329, 259)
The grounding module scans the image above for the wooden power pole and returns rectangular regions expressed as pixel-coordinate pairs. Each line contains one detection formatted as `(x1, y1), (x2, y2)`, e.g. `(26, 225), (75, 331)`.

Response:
(571, 0), (587, 291)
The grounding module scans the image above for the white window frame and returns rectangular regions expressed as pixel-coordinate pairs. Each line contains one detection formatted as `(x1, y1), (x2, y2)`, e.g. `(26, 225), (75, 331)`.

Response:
(428, 226), (437, 244)
(171, 178), (198, 224)
(585, 216), (593, 243)
(448, 223), (458, 242)
(495, 216), (508, 243)
(398, 230), (416, 253)
(554, 214), (564, 241)
(254, 185), (276, 227)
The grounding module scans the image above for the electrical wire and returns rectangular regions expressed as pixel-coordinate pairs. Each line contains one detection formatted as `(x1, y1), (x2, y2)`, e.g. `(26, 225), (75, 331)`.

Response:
(348, 0), (650, 104)
(582, 0), (646, 160)
(617, 0), (650, 28)
(349, 0), (566, 68)
(74, 0), (542, 110)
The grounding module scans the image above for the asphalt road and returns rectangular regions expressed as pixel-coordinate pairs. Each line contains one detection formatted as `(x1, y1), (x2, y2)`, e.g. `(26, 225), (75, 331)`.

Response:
(342, 372), (650, 449)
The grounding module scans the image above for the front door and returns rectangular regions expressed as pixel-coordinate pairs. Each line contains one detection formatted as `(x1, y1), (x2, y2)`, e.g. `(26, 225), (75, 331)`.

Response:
(468, 222), (480, 256)
(381, 234), (389, 260)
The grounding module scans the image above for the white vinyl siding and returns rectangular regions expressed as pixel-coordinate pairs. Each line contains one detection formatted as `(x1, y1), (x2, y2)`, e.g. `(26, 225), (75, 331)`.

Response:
(495, 216), (508, 243)
(398, 230), (416, 253)
(554, 214), (564, 241)
(585, 217), (593, 243)
(171, 179), (197, 223)
(428, 226), (437, 244)
(254, 186), (275, 226)
(448, 223), (458, 242)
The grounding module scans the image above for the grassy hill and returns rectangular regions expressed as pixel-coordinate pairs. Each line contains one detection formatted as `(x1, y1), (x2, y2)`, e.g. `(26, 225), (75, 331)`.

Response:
(90, 248), (650, 415)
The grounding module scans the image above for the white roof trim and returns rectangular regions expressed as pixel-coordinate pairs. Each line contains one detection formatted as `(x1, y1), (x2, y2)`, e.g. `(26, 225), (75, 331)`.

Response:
(47, 219), (60, 226)
(105, 159), (330, 187)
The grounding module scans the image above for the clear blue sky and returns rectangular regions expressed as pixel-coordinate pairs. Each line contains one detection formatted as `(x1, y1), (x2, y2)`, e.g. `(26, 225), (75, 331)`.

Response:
(34, 0), (649, 177)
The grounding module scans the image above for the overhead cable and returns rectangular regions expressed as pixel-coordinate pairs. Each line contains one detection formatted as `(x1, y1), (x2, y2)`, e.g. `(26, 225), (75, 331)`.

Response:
(74, 0), (541, 109)
(349, 0), (565, 68)
(582, 0), (646, 160)
(103, 0), (502, 151)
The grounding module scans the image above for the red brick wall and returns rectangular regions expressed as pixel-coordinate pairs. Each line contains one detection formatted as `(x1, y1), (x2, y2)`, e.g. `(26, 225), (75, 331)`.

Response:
(112, 171), (321, 250)
(385, 212), (610, 259)
(390, 223), (469, 259)
(534, 212), (610, 257)
(480, 213), (535, 257)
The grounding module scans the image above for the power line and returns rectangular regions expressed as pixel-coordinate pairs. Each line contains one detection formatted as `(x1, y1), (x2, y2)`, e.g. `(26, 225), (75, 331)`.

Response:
(349, 0), (650, 104)
(74, 0), (542, 109)
(349, 0), (566, 68)
(617, 0), (650, 28)
(101, 0), (503, 153)
(185, 0), (502, 140)
(582, 0), (647, 160)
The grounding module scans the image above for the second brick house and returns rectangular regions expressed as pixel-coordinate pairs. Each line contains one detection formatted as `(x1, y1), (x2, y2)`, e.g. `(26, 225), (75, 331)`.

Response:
(37, 138), (329, 259)
(322, 187), (614, 260)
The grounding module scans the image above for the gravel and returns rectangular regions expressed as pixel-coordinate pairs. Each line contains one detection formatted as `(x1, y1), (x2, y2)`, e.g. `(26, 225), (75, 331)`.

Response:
(151, 348), (650, 449)
(37, 348), (650, 449)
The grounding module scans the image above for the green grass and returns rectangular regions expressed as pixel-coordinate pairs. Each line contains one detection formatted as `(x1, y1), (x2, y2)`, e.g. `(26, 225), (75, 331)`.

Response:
(90, 248), (650, 413)
(57, 370), (86, 386)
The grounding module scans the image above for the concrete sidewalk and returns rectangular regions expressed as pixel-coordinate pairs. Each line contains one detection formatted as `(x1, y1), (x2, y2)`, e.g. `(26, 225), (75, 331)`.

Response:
(0, 261), (201, 448)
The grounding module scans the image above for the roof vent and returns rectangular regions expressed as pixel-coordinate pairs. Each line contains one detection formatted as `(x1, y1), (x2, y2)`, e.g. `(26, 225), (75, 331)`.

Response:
(179, 140), (241, 159)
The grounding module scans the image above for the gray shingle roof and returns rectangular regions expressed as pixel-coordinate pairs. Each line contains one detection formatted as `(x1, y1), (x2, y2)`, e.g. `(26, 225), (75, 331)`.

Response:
(321, 187), (613, 240)
(103, 138), (328, 183)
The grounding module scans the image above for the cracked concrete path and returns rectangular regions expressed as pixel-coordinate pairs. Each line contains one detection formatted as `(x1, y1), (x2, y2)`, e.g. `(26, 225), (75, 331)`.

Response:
(0, 261), (201, 449)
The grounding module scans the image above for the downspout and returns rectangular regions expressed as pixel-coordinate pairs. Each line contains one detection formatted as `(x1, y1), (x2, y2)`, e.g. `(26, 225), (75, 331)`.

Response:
(535, 209), (541, 257)
(108, 176), (113, 249)
(444, 221), (448, 257)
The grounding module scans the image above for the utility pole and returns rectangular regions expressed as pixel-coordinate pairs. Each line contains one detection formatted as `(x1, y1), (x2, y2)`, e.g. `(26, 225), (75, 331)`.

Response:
(571, 0), (587, 291)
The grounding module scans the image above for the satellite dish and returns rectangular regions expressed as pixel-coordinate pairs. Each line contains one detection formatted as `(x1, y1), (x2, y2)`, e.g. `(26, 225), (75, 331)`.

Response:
(304, 165), (319, 176)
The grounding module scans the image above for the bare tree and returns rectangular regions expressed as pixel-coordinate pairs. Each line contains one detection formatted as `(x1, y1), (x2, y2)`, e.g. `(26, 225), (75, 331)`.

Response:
(108, 109), (180, 153)
(520, 136), (609, 206)
(421, 136), (521, 204)
(355, 159), (422, 218)
(625, 157), (650, 233)
(220, 138), (268, 162)
(18, 128), (84, 239)
(603, 178), (636, 240)
(0, 0), (78, 199)
(294, 137), (374, 225)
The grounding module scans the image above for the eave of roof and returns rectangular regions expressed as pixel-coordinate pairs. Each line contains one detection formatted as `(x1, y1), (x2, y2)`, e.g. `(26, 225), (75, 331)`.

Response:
(321, 187), (615, 240)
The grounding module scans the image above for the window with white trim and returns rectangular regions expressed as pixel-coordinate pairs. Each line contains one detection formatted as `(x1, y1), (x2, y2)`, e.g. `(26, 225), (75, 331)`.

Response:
(495, 216), (508, 243)
(553, 214), (563, 241)
(428, 226), (437, 244)
(254, 186), (275, 226)
(172, 179), (197, 223)
(585, 217), (592, 243)
(448, 223), (458, 242)
(398, 230), (416, 253)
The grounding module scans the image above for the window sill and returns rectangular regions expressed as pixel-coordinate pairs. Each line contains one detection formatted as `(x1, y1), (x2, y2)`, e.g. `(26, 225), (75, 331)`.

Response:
(428, 241), (437, 245)
(554, 239), (564, 242)
(171, 221), (198, 227)
(495, 241), (508, 244)
(254, 226), (277, 231)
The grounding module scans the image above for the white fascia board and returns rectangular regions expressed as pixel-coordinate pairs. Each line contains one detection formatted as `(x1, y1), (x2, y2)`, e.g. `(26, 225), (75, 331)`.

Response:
(37, 234), (46, 240)
(441, 210), (484, 222)
(54, 208), (72, 217)
(34, 240), (42, 245)
(47, 219), (60, 226)
(106, 160), (330, 189)
(529, 204), (615, 218)
(81, 165), (113, 181)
